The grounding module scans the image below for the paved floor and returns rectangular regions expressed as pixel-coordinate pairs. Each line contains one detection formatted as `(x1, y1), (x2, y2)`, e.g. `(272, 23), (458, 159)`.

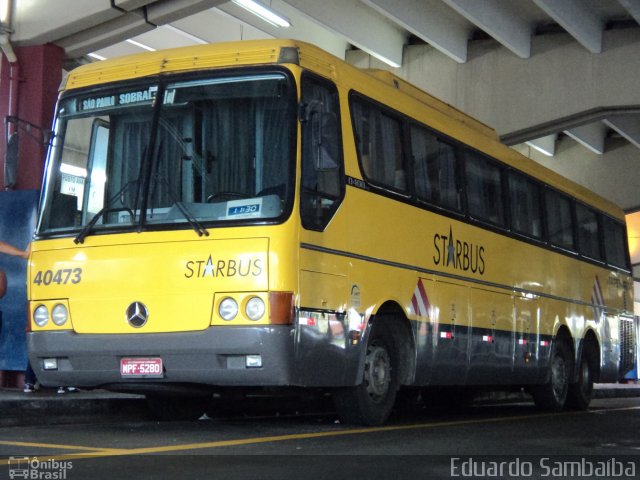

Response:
(1, 397), (639, 480)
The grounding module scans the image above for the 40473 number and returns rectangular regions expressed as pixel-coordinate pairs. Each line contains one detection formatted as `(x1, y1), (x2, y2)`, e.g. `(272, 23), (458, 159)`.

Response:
(32, 268), (82, 286)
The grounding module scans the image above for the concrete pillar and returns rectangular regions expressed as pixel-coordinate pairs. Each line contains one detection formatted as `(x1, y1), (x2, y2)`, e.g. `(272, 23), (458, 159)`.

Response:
(0, 43), (64, 191)
(0, 44), (62, 388)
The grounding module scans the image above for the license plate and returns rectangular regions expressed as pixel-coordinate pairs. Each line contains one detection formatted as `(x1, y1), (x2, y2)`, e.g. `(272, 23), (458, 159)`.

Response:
(120, 357), (163, 378)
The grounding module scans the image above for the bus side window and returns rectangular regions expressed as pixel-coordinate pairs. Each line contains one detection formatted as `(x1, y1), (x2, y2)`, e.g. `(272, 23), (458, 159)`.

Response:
(545, 189), (575, 251)
(300, 75), (344, 231)
(465, 150), (505, 227)
(576, 203), (603, 261)
(351, 98), (407, 193)
(508, 171), (542, 239)
(603, 216), (629, 269)
(410, 124), (461, 212)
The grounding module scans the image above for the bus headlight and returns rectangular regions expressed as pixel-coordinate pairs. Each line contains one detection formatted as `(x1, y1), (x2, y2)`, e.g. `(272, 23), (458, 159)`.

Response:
(245, 296), (265, 321)
(51, 304), (69, 326)
(34, 305), (49, 327)
(219, 297), (238, 321)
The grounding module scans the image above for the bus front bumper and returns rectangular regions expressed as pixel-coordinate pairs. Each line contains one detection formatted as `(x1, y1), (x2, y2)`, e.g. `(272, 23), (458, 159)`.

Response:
(27, 326), (296, 390)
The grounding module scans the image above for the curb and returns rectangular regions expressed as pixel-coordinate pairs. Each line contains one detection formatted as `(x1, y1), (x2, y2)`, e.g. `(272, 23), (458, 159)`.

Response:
(1, 385), (638, 427)
(0, 391), (149, 427)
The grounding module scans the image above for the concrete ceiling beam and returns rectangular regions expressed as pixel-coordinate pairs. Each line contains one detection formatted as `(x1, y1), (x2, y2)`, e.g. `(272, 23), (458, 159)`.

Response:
(440, 0), (532, 58)
(114, 0), (158, 12)
(56, 11), (153, 58)
(283, 0), (406, 67)
(604, 115), (640, 149)
(532, 0), (603, 53)
(564, 122), (608, 155)
(145, 0), (226, 26)
(12, 0), (122, 45)
(526, 134), (557, 157)
(617, 0), (640, 26)
(362, 0), (469, 63)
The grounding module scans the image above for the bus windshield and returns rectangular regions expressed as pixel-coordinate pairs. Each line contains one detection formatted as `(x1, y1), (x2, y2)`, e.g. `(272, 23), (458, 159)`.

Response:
(37, 71), (295, 237)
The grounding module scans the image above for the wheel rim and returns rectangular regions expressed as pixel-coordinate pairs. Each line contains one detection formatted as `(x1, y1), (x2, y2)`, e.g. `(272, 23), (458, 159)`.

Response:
(551, 351), (568, 402)
(364, 342), (391, 402)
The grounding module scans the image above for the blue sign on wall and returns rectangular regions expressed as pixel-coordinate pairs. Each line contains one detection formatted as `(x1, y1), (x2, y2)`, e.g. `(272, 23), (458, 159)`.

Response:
(0, 190), (38, 371)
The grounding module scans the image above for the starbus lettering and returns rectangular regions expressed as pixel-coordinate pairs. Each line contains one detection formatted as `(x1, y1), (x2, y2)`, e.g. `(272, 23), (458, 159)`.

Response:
(184, 255), (263, 279)
(433, 226), (485, 275)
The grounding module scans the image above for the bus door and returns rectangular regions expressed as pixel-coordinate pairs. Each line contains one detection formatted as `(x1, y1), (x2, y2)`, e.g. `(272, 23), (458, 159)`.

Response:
(468, 288), (514, 384)
(296, 73), (351, 385)
(514, 295), (539, 382)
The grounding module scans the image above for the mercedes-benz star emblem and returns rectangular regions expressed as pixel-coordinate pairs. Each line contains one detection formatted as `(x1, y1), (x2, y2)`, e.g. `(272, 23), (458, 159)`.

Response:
(126, 301), (149, 328)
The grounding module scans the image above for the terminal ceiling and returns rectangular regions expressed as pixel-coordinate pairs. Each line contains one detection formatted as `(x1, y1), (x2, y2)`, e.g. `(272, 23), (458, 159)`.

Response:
(6, 0), (640, 209)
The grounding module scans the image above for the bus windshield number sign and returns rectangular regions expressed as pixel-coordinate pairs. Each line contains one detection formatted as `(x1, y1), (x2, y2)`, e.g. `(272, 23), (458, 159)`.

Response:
(228, 204), (260, 216)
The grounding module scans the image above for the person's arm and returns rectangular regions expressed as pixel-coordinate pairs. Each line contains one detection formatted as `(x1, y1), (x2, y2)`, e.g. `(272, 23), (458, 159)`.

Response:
(0, 241), (29, 259)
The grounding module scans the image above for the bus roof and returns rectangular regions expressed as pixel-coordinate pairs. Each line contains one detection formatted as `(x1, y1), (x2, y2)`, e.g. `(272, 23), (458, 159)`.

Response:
(363, 69), (498, 141)
(62, 39), (624, 219)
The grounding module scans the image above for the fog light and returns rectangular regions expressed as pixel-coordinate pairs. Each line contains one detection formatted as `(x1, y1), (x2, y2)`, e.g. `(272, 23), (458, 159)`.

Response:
(219, 297), (238, 321)
(51, 304), (69, 326)
(245, 296), (265, 321)
(34, 305), (49, 327)
(246, 354), (262, 368)
(43, 358), (58, 370)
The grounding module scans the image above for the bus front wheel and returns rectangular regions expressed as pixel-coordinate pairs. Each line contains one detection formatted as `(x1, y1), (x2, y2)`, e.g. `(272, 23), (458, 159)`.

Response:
(333, 323), (399, 426)
(532, 339), (572, 411)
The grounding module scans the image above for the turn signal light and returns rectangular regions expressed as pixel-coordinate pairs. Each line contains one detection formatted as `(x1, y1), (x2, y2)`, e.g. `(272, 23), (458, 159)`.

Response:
(269, 292), (294, 325)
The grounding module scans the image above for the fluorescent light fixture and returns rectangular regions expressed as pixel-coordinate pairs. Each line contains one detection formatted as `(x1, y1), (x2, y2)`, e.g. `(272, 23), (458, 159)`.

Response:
(232, 0), (291, 28)
(88, 52), (107, 61)
(126, 39), (156, 52)
(0, 0), (11, 27)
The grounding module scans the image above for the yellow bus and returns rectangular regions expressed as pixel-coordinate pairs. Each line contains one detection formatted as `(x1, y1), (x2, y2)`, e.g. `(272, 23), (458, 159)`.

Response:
(28, 39), (635, 425)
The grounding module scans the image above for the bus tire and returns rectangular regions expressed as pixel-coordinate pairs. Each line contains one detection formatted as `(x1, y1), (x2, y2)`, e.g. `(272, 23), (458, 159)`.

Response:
(333, 323), (398, 425)
(146, 394), (209, 421)
(532, 339), (572, 411)
(566, 350), (594, 410)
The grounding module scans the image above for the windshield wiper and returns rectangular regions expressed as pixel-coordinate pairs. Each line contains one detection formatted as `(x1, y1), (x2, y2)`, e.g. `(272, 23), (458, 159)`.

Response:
(74, 207), (135, 244)
(150, 167), (209, 237)
(173, 201), (209, 237)
(73, 179), (139, 244)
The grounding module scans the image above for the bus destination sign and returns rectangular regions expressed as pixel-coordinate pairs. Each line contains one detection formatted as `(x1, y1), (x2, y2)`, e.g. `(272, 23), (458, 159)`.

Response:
(79, 86), (158, 112)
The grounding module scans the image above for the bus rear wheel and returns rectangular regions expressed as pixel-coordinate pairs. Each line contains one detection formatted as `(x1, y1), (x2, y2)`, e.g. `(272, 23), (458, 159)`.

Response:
(333, 324), (398, 425)
(146, 394), (210, 421)
(566, 350), (594, 410)
(532, 339), (572, 411)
